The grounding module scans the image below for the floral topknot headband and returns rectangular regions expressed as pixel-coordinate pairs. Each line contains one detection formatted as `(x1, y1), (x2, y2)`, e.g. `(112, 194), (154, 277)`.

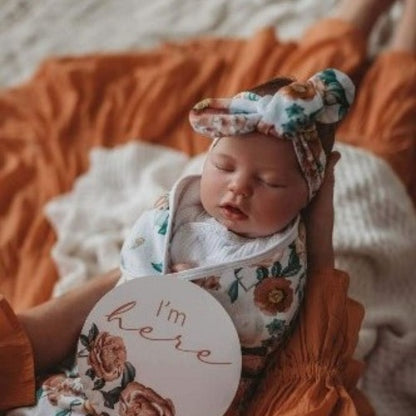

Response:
(189, 68), (355, 200)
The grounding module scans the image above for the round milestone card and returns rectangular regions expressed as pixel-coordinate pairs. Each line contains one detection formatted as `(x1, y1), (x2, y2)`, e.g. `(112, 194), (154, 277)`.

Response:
(77, 276), (242, 416)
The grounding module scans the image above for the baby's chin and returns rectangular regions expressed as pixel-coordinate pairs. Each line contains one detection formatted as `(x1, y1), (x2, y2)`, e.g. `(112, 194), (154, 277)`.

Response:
(214, 217), (249, 238)
(225, 221), (289, 239)
(211, 210), (287, 238)
(217, 218), (271, 239)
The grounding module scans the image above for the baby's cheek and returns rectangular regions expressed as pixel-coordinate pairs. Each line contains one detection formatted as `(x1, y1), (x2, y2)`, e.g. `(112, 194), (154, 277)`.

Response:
(257, 200), (292, 233)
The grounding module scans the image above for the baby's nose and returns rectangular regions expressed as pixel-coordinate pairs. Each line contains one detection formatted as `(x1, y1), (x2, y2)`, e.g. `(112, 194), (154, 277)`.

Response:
(228, 176), (252, 197)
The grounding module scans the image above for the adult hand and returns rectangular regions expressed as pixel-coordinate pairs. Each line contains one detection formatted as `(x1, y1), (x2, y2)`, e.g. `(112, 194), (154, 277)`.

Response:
(17, 268), (120, 373)
(303, 151), (340, 271)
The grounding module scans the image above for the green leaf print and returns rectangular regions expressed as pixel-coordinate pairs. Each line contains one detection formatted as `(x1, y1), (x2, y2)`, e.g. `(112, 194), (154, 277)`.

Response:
(93, 378), (105, 390)
(295, 272), (307, 294)
(88, 323), (99, 343)
(228, 280), (239, 303)
(256, 266), (269, 281)
(79, 333), (90, 349)
(102, 386), (123, 409)
(234, 267), (243, 279)
(86, 367), (96, 380)
(151, 262), (163, 272)
(53, 399), (83, 416)
(245, 92), (260, 101)
(35, 386), (43, 402)
(121, 361), (136, 388)
(155, 211), (169, 235)
(271, 261), (282, 277)
(318, 69), (350, 118)
(282, 245), (301, 277)
(282, 103), (310, 135)
(158, 216), (168, 235)
(55, 410), (70, 416)
(265, 319), (286, 337)
(285, 103), (305, 118)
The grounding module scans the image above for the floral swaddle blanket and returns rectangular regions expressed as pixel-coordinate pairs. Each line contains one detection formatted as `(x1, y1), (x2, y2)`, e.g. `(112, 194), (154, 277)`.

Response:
(119, 175), (308, 413)
(7, 176), (307, 416)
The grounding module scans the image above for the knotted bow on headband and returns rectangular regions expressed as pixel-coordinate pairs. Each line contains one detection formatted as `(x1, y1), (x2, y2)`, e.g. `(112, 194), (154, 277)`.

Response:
(189, 68), (355, 200)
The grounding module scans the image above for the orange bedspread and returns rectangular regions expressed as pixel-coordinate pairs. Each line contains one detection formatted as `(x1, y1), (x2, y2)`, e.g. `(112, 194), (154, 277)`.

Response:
(0, 22), (367, 311)
(0, 36), (244, 310)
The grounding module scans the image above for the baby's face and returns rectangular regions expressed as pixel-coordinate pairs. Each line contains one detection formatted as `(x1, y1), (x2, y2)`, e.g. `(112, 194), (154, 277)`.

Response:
(200, 133), (308, 238)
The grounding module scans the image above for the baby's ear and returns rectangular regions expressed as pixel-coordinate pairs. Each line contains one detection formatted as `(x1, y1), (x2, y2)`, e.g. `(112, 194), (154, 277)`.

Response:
(316, 121), (338, 156)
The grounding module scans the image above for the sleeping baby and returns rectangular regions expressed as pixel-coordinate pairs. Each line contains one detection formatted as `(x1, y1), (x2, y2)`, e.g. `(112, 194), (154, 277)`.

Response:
(118, 68), (355, 413)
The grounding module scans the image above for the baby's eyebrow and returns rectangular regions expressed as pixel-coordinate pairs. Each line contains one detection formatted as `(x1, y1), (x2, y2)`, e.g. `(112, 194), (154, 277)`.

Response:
(211, 152), (235, 161)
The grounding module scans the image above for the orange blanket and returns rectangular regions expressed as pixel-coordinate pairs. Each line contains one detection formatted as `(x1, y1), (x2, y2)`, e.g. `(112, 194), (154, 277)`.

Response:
(0, 20), (368, 311)
(0, 31), (270, 310)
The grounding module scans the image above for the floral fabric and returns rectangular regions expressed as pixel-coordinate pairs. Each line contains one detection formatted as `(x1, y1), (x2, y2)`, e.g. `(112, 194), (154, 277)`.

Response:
(6, 369), (93, 416)
(6, 174), (308, 416)
(119, 174), (308, 413)
(189, 68), (355, 200)
(7, 333), (176, 416)
(120, 175), (307, 352)
(77, 324), (176, 415)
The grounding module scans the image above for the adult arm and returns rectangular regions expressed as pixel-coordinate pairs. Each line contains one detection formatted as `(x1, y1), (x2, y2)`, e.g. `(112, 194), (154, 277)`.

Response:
(0, 295), (35, 410)
(0, 268), (119, 411)
(247, 152), (374, 415)
(303, 151), (339, 271)
(17, 268), (120, 373)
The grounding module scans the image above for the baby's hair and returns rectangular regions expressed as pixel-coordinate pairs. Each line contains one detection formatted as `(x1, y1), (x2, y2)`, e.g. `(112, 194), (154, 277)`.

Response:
(248, 76), (336, 155)
(248, 76), (295, 96)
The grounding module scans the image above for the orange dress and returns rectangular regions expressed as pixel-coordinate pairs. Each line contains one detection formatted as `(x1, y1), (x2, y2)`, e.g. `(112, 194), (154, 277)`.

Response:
(1, 17), (415, 413)
(0, 296), (35, 410)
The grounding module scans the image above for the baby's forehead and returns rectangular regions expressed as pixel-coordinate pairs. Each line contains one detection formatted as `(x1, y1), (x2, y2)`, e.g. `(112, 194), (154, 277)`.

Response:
(210, 134), (300, 169)
(212, 132), (292, 152)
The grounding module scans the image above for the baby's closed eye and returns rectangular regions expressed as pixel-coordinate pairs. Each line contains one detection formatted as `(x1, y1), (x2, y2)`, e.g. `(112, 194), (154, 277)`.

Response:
(214, 161), (234, 172)
(257, 176), (286, 188)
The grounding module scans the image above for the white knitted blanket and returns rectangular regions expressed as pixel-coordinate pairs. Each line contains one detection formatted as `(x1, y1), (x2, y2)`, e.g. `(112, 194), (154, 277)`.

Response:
(44, 141), (416, 415)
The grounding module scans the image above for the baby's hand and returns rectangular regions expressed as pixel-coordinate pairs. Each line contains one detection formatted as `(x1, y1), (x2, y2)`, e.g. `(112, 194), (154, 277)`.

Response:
(171, 263), (193, 273)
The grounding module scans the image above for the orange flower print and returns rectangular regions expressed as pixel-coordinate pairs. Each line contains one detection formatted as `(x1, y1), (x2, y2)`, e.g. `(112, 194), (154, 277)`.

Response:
(282, 81), (317, 100)
(154, 193), (169, 210)
(83, 399), (99, 416)
(119, 381), (175, 416)
(253, 277), (293, 315)
(42, 374), (83, 406)
(87, 332), (127, 382)
(193, 275), (221, 290)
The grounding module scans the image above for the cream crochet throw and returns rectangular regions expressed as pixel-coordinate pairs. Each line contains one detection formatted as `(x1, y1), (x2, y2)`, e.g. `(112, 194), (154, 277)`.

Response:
(45, 141), (416, 416)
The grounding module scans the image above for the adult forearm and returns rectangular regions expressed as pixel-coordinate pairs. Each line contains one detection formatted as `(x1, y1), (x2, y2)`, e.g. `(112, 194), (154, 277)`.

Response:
(304, 152), (339, 271)
(17, 268), (120, 373)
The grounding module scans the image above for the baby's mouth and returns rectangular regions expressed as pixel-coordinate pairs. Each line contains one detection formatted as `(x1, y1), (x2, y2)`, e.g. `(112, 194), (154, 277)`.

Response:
(220, 204), (248, 220)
